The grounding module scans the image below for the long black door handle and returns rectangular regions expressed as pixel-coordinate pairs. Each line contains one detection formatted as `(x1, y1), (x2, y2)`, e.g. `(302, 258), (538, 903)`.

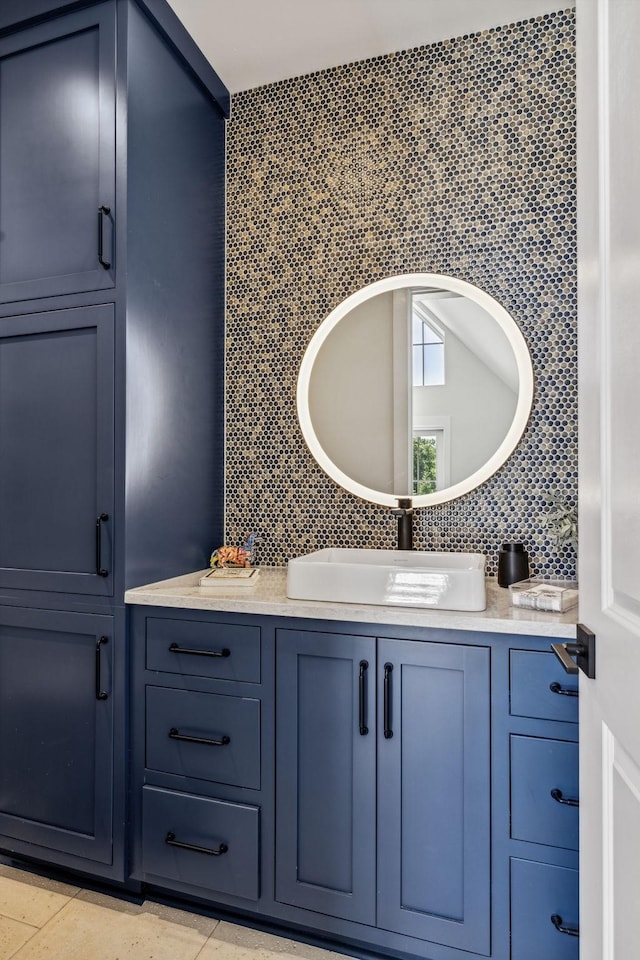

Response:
(96, 513), (109, 577)
(359, 660), (369, 735)
(95, 636), (108, 700)
(98, 204), (111, 269)
(168, 728), (230, 747)
(168, 642), (230, 658)
(383, 662), (393, 739)
(165, 832), (228, 856)
(551, 914), (579, 937)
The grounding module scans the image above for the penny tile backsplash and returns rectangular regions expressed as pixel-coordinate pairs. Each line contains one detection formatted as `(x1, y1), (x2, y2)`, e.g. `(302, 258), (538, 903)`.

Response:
(225, 9), (577, 578)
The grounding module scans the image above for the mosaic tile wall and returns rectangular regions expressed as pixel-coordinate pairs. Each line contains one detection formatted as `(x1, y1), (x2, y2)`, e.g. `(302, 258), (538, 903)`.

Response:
(225, 9), (577, 578)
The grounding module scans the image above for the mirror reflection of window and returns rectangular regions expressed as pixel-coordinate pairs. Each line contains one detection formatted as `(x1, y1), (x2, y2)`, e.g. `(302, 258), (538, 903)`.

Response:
(412, 433), (437, 494)
(412, 427), (447, 494)
(411, 301), (445, 387)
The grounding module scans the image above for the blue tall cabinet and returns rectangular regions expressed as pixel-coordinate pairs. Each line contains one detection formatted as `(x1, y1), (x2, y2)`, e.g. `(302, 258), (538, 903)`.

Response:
(0, 0), (229, 880)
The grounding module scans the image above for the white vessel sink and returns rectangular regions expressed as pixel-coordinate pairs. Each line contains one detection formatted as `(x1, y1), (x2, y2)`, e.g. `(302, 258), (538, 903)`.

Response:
(287, 548), (486, 612)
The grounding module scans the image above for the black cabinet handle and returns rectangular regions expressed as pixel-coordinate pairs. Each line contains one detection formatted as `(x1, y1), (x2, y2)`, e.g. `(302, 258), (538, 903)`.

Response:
(95, 513), (109, 577)
(169, 727), (230, 747)
(549, 681), (578, 698)
(551, 914), (579, 937)
(98, 204), (111, 269)
(95, 636), (109, 700)
(168, 642), (230, 658)
(359, 660), (369, 735)
(383, 662), (393, 739)
(165, 832), (228, 857)
(550, 788), (579, 807)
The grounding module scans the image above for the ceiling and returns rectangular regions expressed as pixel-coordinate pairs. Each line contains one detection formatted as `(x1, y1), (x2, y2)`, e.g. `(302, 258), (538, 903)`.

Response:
(166, 0), (575, 94)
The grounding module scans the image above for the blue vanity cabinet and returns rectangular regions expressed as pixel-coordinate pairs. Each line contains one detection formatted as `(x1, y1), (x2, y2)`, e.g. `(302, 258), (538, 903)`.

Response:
(130, 608), (270, 906)
(0, 306), (115, 597)
(0, 605), (121, 870)
(129, 603), (579, 960)
(506, 648), (580, 960)
(0, 4), (116, 305)
(376, 638), (491, 954)
(275, 629), (491, 954)
(275, 629), (377, 925)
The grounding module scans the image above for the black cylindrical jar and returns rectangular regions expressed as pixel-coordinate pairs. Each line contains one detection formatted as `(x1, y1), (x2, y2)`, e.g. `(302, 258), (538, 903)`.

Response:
(497, 542), (530, 587)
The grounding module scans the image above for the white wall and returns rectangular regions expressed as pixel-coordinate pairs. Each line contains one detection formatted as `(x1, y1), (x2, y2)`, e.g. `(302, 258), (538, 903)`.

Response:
(308, 292), (396, 493)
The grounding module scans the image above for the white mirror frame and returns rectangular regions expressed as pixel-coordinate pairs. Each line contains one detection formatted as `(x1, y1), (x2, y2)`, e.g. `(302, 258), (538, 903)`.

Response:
(297, 273), (535, 508)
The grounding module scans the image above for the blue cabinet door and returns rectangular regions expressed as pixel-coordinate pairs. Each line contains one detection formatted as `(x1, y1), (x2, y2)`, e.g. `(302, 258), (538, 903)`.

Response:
(0, 5), (115, 304)
(0, 605), (115, 864)
(511, 859), (579, 959)
(0, 306), (115, 596)
(275, 629), (377, 924)
(377, 639), (491, 955)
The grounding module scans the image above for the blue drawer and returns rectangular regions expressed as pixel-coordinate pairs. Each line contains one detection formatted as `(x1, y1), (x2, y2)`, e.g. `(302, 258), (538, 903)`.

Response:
(146, 617), (260, 682)
(146, 686), (260, 789)
(142, 785), (259, 901)
(510, 650), (578, 723)
(511, 858), (579, 959)
(511, 735), (579, 850)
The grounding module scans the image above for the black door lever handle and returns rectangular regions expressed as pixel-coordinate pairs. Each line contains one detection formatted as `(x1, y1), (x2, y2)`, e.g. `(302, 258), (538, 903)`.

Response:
(551, 624), (596, 679)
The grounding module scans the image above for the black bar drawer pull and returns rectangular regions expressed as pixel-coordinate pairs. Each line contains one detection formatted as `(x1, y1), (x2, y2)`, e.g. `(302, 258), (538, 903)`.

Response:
(95, 636), (108, 700)
(95, 513), (109, 577)
(549, 681), (578, 698)
(168, 727), (230, 747)
(165, 831), (228, 857)
(168, 642), (230, 658)
(550, 788), (579, 807)
(551, 914), (579, 937)
(98, 204), (111, 269)
(383, 662), (393, 739)
(359, 660), (369, 735)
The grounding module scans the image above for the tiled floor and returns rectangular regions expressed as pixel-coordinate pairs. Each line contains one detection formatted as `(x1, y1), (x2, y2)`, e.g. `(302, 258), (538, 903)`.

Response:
(0, 864), (345, 960)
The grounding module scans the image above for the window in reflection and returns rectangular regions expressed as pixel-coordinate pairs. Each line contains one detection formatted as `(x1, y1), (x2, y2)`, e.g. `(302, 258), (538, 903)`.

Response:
(412, 434), (437, 494)
(411, 301), (445, 387)
(412, 429), (447, 494)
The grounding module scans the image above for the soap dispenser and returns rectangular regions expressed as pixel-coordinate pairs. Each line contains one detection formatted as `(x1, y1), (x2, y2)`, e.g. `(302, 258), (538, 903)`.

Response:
(497, 542), (530, 587)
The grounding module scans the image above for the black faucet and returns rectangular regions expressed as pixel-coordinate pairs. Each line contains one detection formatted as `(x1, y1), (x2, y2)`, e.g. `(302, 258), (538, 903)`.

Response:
(391, 498), (414, 550)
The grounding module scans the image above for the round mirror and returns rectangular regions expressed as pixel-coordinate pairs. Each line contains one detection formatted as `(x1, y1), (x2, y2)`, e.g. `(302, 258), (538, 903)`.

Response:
(297, 273), (534, 508)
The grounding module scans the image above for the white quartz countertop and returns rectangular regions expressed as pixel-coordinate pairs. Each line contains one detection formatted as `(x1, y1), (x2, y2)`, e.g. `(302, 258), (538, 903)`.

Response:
(125, 568), (578, 639)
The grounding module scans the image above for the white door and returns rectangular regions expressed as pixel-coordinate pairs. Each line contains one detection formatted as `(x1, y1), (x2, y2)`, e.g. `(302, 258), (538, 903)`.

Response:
(577, 1), (640, 957)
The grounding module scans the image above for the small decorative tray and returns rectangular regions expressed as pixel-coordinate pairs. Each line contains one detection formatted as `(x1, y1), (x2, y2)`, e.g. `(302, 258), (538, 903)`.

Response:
(199, 568), (260, 587)
(509, 578), (578, 612)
